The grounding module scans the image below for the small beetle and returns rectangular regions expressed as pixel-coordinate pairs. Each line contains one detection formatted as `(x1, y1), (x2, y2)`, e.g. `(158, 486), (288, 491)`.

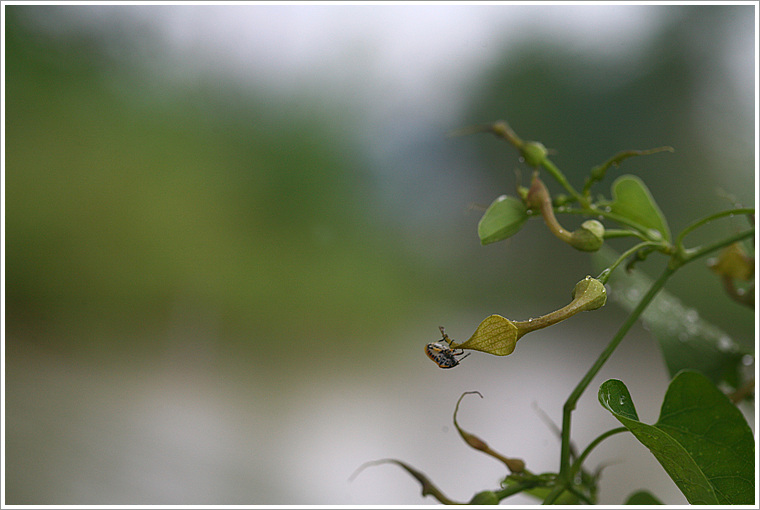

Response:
(425, 326), (470, 369)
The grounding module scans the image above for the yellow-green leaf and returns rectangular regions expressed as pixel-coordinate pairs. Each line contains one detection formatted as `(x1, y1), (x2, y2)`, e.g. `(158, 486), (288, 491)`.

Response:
(451, 314), (519, 355)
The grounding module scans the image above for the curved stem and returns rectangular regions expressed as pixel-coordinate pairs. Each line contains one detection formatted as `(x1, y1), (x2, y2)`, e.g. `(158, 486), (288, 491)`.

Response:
(558, 206), (669, 243)
(494, 479), (541, 500)
(596, 241), (664, 284)
(679, 227), (755, 266)
(602, 229), (649, 240)
(558, 265), (675, 485)
(675, 208), (754, 250)
(539, 158), (586, 207)
(514, 296), (591, 335)
(568, 427), (627, 480)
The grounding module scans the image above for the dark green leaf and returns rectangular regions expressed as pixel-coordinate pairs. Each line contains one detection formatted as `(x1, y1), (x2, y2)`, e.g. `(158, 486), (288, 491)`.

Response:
(599, 371), (755, 504)
(477, 195), (528, 245)
(625, 490), (663, 504)
(592, 246), (747, 388)
(609, 175), (671, 242)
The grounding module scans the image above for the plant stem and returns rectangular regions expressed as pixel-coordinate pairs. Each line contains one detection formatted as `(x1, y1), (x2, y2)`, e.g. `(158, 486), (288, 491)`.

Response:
(674, 208), (755, 249)
(494, 479), (541, 500)
(596, 241), (664, 285)
(540, 158), (587, 207)
(679, 227), (755, 266)
(569, 427), (627, 480)
(556, 265), (675, 489)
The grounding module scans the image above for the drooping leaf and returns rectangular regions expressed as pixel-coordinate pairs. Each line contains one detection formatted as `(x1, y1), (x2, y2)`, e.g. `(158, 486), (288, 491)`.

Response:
(592, 246), (748, 389)
(478, 195), (529, 245)
(599, 371), (754, 504)
(608, 175), (671, 242)
(451, 314), (519, 355)
(624, 490), (663, 505)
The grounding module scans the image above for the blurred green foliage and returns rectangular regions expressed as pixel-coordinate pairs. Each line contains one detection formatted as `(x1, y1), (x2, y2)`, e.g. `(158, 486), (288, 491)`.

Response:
(5, 5), (754, 357)
(5, 8), (436, 355)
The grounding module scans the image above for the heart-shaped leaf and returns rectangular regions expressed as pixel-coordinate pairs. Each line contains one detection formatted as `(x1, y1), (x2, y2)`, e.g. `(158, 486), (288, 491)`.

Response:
(478, 195), (528, 245)
(599, 371), (754, 504)
(609, 175), (671, 242)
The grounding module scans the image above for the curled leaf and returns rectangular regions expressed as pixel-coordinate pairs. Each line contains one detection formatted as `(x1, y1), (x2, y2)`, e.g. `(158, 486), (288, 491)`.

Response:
(349, 459), (460, 505)
(708, 242), (754, 281)
(453, 391), (525, 473)
(451, 314), (520, 355)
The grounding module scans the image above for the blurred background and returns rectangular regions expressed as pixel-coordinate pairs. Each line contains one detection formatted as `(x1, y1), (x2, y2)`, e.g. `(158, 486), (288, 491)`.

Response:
(3, 4), (756, 505)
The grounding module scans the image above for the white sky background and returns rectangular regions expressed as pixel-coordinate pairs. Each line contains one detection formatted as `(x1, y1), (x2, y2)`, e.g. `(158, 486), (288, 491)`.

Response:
(29, 4), (679, 128)
(6, 3), (757, 506)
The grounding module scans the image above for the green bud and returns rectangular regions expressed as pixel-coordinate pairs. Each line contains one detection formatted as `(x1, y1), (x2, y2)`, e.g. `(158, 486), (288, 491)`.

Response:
(468, 490), (500, 505)
(571, 276), (607, 311)
(569, 219), (605, 252)
(521, 141), (548, 167)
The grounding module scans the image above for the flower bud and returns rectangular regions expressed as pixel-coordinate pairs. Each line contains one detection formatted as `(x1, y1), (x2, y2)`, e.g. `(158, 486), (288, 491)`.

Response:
(521, 141), (548, 167)
(569, 219), (605, 252)
(571, 276), (607, 311)
(468, 491), (500, 505)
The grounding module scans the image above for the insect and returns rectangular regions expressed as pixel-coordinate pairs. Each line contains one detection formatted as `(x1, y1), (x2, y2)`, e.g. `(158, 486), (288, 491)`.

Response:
(425, 326), (470, 369)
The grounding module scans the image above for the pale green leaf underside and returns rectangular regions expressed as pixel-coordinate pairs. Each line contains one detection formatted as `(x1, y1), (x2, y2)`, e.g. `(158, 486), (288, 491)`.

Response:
(478, 195), (528, 245)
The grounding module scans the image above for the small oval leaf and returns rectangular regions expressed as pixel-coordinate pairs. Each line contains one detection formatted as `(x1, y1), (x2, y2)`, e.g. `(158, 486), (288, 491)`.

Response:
(451, 314), (519, 356)
(478, 195), (529, 245)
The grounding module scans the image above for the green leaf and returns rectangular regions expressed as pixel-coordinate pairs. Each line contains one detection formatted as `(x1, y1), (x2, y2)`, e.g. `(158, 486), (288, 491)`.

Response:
(599, 371), (755, 504)
(624, 490), (663, 504)
(477, 195), (528, 245)
(592, 246), (747, 389)
(514, 485), (579, 505)
(468, 490), (499, 504)
(451, 314), (519, 356)
(609, 175), (671, 242)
